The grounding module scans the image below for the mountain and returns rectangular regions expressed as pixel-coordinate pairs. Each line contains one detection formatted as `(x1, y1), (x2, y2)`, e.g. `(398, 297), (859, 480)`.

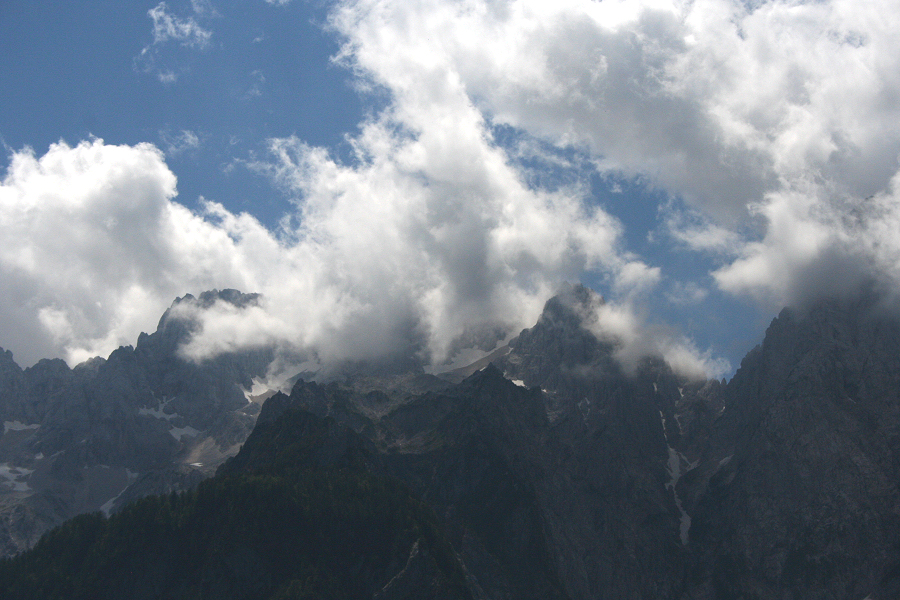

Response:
(684, 294), (900, 599)
(37, 283), (716, 598)
(0, 290), (275, 557)
(2, 285), (900, 598)
(0, 407), (474, 600)
(261, 366), (570, 599)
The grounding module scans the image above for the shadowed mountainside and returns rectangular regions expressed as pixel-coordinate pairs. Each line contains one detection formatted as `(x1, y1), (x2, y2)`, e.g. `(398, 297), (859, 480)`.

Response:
(2, 286), (900, 599)
(0, 290), (274, 557)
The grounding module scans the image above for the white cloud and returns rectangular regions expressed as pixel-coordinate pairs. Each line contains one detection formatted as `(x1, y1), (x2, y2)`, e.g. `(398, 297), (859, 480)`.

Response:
(190, 0), (219, 18)
(0, 1), (737, 377)
(329, 0), (774, 221)
(0, 140), (259, 366)
(661, 201), (744, 255)
(227, 100), (652, 367)
(15, 0), (900, 378)
(665, 281), (709, 307)
(713, 177), (900, 309)
(242, 70), (265, 100)
(580, 297), (730, 380)
(327, 0), (900, 310)
(136, 1), (216, 83)
(148, 2), (212, 48)
(156, 69), (179, 84)
(159, 129), (202, 156)
(0, 132), (651, 371)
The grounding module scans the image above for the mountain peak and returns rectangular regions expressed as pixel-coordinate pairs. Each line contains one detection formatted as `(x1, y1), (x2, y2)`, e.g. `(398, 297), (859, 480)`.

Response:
(143, 289), (263, 352)
(537, 282), (603, 329)
(500, 283), (617, 391)
(169, 289), (261, 311)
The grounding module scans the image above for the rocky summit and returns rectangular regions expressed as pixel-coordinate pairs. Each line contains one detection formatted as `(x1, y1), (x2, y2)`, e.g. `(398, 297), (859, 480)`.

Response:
(1, 286), (899, 599)
(685, 294), (900, 599)
(0, 290), (274, 557)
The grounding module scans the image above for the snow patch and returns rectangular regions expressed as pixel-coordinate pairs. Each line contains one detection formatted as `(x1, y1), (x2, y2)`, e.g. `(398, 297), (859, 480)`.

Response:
(99, 470), (140, 516)
(138, 396), (178, 421)
(3, 421), (40, 434)
(659, 411), (696, 545)
(100, 490), (123, 516)
(426, 343), (512, 375)
(169, 425), (200, 441)
(653, 382), (658, 393)
(511, 379), (526, 388)
(140, 398), (203, 441)
(0, 463), (34, 492)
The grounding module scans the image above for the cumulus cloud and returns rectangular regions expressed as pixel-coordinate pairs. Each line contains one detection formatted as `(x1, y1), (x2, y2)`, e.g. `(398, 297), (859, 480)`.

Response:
(0, 129), (651, 372)
(329, 0), (774, 221)
(0, 140), (233, 365)
(553, 286), (730, 380)
(661, 201), (744, 255)
(713, 178), (900, 309)
(184, 107), (654, 368)
(665, 281), (709, 307)
(589, 297), (730, 380)
(18, 0), (900, 379)
(326, 0), (900, 312)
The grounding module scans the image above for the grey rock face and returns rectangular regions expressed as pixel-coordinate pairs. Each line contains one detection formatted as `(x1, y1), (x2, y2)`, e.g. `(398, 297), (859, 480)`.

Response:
(373, 540), (466, 600)
(686, 296), (900, 599)
(267, 285), (716, 599)
(257, 366), (567, 600)
(0, 289), (275, 556)
(260, 286), (900, 599)
(496, 285), (705, 598)
(4, 283), (900, 600)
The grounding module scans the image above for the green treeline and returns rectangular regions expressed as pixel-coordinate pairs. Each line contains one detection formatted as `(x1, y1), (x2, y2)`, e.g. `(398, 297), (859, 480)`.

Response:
(0, 411), (468, 600)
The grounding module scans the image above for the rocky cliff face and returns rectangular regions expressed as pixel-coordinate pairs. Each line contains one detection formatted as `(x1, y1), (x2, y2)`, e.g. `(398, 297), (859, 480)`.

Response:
(247, 286), (900, 599)
(3, 285), (899, 599)
(496, 284), (693, 598)
(0, 290), (275, 557)
(259, 285), (719, 598)
(0, 405), (478, 600)
(684, 295), (900, 599)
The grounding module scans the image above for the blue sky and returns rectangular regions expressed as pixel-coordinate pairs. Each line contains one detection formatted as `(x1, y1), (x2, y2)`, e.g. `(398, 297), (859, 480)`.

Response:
(1, 0), (361, 225)
(2, 0), (898, 379)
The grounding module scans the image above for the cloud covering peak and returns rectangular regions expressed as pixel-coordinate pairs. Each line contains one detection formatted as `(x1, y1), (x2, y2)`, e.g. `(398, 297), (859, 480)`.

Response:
(0, 128), (649, 372)
(324, 0), (900, 308)
(6, 0), (900, 380)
